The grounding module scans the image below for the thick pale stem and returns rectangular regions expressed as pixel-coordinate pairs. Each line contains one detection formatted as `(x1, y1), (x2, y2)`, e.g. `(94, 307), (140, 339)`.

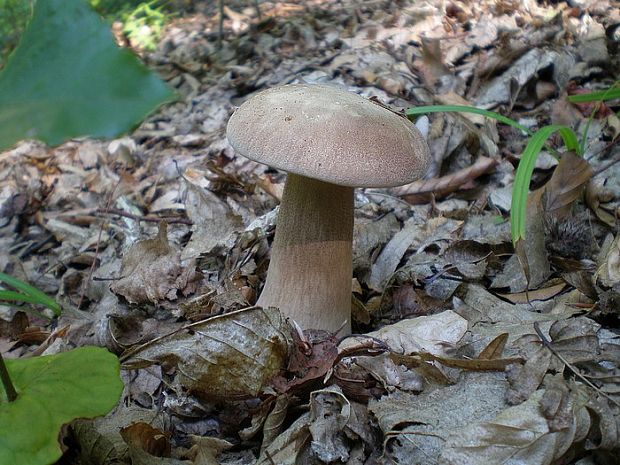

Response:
(257, 174), (353, 333)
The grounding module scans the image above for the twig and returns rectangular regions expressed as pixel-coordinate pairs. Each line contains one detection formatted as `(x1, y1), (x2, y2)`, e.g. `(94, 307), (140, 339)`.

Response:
(77, 182), (121, 309)
(592, 145), (620, 177)
(95, 208), (192, 225)
(533, 322), (620, 408)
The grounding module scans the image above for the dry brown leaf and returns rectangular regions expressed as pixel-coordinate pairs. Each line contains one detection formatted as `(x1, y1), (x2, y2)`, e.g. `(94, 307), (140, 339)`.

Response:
(509, 151), (593, 292)
(420, 352), (523, 372)
(498, 282), (567, 304)
(181, 180), (244, 261)
(414, 37), (452, 88)
(548, 317), (600, 365)
(440, 389), (591, 464)
(187, 436), (233, 465)
(392, 156), (498, 197)
(120, 422), (171, 458)
(260, 395), (290, 454)
(586, 179), (617, 227)
(122, 307), (291, 401)
(478, 333), (509, 360)
(495, 195), (549, 293)
(541, 151), (593, 220)
(586, 396), (620, 451)
(340, 310), (467, 357)
(110, 222), (200, 304)
(506, 341), (552, 405)
(596, 235), (620, 288)
(256, 413), (311, 465)
(308, 387), (351, 462)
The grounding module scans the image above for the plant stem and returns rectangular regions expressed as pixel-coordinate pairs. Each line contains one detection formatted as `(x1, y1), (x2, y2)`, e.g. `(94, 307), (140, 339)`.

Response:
(0, 352), (17, 402)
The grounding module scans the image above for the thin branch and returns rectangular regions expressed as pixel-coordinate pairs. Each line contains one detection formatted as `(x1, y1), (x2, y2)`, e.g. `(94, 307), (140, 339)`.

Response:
(95, 208), (193, 225)
(533, 322), (620, 408)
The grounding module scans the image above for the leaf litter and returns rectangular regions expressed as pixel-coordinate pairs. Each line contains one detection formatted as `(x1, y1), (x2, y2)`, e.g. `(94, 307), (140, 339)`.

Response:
(1, 0), (620, 464)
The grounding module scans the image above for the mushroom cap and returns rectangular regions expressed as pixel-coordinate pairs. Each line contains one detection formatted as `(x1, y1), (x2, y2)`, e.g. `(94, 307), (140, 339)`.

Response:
(226, 84), (431, 188)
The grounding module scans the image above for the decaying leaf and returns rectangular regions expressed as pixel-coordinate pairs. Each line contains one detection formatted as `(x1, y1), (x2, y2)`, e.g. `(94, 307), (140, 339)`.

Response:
(596, 235), (620, 289)
(256, 413), (311, 465)
(187, 436), (233, 465)
(494, 194), (549, 292)
(308, 387), (351, 463)
(506, 334), (553, 405)
(181, 180), (244, 261)
(120, 422), (171, 458)
(110, 222), (200, 304)
(368, 217), (462, 292)
(260, 395), (290, 453)
(440, 388), (591, 465)
(507, 317), (603, 406)
(340, 310), (468, 357)
(455, 284), (581, 354)
(541, 152), (593, 221)
(371, 372), (509, 464)
(122, 307), (291, 400)
(479, 333), (509, 360)
(498, 281), (567, 304)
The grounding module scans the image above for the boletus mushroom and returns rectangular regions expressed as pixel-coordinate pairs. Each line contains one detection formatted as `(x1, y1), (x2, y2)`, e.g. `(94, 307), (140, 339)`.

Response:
(226, 84), (430, 334)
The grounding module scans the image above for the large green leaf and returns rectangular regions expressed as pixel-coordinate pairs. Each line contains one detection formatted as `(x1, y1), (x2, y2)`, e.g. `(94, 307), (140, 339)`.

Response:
(0, 347), (123, 465)
(0, 0), (175, 151)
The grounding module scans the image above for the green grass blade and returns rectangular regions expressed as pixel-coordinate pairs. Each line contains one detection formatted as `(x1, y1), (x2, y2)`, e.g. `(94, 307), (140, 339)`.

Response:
(0, 291), (54, 319)
(567, 85), (620, 103)
(406, 105), (534, 135)
(0, 272), (61, 315)
(510, 125), (580, 245)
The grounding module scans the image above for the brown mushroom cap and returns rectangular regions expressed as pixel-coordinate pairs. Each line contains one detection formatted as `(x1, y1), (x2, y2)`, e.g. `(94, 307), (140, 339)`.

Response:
(226, 84), (430, 188)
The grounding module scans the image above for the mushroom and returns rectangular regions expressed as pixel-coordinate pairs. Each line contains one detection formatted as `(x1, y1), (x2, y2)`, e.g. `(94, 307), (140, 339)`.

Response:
(226, 84), (430, 334)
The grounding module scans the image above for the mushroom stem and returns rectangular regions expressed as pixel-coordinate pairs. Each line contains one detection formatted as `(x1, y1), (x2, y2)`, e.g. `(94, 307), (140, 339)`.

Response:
(257, 173), (353, 333)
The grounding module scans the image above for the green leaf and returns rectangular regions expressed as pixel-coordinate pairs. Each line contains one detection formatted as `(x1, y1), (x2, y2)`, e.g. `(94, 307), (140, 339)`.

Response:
(0, 0), (175, 151)
(0, 347), (123, 465)
(0, 272), (61, 316)
(510, 125), (580, 246)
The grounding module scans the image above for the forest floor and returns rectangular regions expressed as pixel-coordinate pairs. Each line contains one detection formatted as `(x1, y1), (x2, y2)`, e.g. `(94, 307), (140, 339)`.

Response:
(1, 0), (620, 464)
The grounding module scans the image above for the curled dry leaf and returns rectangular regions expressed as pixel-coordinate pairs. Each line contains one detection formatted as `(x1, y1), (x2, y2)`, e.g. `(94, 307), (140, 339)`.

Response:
(309, 387), (351, 463)
(187, 436), (233, 465)
(120, 422), (171, 458)
(260, 394), (290, 454)
(256, 413), (311, 465)
(122, 307), (291, 400)
(506, 337), (553, 405)
(585, 179), (617, 227)
(586, 396), (620, 451)
(596, 235), (620, 289)
(110, 222), (200, 304)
